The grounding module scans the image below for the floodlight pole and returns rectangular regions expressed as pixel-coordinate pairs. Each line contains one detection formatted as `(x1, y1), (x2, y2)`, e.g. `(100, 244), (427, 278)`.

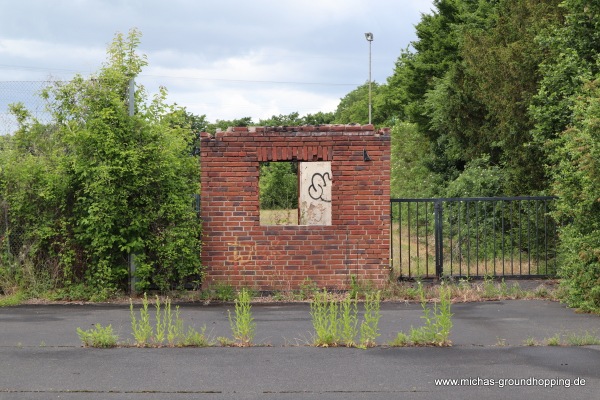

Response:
(365, 32), (373, 125)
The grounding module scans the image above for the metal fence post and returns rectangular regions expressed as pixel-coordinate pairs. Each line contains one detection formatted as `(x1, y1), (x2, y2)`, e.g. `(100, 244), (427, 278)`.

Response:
(128, 77), (137, 295)
(434, 200), (444, 278)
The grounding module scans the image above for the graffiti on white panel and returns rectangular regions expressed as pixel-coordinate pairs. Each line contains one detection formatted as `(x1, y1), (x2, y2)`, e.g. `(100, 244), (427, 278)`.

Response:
(308, 172), (332, 203)
(300, 162), (332, 225)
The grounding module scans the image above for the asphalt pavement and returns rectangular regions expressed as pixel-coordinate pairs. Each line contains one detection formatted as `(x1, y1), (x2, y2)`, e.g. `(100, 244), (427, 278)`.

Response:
(1, 299), (599, 399)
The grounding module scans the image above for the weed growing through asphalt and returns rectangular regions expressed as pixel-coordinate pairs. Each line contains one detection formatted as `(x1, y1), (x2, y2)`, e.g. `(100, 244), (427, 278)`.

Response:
(389, 331), (410, 346)
(310, 290), (381, 348)
(359, 291), (381, 348)
(339, 295), (359, 347)
(228, 288), (256, 346)
(129, 294), (211, 347)
(413, 284), (453, 345)
(565, 331), (600, 346)
(166, 302), (185, 346)
(182, 326), (212, 347)
(390, 283), (453, 347)
(523, 337), (538, 346)
(217, 336), (235, 346)
(130, 293), (153, 346)
(310, 290), (340, 346)
(545, 333), (561, 346)
(77, 324), (119, 348)
(154, 296), (166, 344)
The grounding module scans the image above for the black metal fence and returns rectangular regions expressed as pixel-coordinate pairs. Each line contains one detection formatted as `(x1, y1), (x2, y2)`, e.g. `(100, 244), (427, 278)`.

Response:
(390, 197), (558, 279)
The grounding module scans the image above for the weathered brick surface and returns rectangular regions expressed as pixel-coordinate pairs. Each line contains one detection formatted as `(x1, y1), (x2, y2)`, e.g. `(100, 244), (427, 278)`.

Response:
(200, 125), (391, 290)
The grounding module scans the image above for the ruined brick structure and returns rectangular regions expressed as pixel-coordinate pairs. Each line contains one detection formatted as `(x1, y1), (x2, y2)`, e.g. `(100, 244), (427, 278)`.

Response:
(200, 124), (390, 290)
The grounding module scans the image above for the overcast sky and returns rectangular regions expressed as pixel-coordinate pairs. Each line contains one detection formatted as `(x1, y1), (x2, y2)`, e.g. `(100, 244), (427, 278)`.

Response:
(1, 0), (434, 123)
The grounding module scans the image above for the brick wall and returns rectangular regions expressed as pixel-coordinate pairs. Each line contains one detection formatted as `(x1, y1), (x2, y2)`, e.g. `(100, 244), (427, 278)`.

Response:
(200, 124), (391, 290)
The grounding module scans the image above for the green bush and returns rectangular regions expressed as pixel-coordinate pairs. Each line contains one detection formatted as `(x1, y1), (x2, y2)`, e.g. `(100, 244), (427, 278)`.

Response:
(0, 29), (202, 296)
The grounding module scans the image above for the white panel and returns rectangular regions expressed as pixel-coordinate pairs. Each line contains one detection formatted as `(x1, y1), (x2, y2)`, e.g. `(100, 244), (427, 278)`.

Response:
(299, 162), (332, 225)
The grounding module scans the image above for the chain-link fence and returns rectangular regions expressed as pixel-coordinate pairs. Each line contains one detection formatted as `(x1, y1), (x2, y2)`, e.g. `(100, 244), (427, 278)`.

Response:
(2, 81), (54, 260)
(0, 82), (51, 261)
(0, 201), (25, 262)
(0, 81), (55, 136)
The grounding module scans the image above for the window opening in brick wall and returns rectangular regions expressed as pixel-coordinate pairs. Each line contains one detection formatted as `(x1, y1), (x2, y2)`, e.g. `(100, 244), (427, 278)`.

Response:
(259, 161), (299, 225)
(259, 161), (332, 226)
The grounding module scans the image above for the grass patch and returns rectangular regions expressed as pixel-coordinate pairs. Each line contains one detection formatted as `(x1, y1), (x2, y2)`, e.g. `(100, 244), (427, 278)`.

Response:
(260, 209), (298, 226)
(0, 292), (25, 307)
(537, 332), (600, 346)
(201, 282), (236, 302)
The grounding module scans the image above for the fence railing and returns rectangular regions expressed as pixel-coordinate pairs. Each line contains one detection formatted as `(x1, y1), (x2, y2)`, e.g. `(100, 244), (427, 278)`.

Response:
(390, 197), (558, 279)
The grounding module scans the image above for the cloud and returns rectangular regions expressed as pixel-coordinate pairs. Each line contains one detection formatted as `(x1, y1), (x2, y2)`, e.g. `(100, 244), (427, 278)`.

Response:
(0, 0), (435, 122)
(0, 38), (103, 66)
(156, 81), (342, 122)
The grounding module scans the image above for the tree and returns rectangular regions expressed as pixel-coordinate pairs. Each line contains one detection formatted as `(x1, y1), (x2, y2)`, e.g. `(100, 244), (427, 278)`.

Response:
(382, 0), (487, 191)
(259, 111), (335, 126)
(302, 111), (335, 125)
(259, 112), (304, 126)
(532, 0), (600, 311)
(390, 122), (439, 198)
(549, 77), (600, 311)
(531, 0), (600, 145)
(206, 117), (254, 133)
(383, 0), (563, 195)
(455, 0), (563, 194)
(333, 82), (385, 125)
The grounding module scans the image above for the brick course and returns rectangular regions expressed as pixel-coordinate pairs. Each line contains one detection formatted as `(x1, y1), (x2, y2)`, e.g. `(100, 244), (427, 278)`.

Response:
(200, 125), (391, 290)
